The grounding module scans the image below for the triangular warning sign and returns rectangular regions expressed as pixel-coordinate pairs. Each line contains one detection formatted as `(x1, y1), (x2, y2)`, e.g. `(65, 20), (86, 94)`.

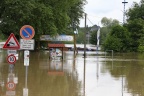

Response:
(3, 33), (20, 49)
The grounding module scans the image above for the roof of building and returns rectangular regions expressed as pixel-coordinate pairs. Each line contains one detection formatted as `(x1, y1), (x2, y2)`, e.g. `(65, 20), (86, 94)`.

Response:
(48, 44), (65, 48)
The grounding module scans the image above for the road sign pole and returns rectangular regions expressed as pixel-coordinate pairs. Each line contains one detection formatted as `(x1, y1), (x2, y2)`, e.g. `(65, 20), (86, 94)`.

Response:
(20, 25), (35, 96)
(24, 50), (29, 66)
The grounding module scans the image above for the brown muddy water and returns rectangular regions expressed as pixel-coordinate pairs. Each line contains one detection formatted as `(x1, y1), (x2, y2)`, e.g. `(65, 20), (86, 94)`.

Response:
(0, 50), (144, 96)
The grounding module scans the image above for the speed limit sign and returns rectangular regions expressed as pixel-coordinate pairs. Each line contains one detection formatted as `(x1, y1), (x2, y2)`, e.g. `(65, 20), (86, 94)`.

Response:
(6, 82), (16, 90)
(7, 54), (16, 64)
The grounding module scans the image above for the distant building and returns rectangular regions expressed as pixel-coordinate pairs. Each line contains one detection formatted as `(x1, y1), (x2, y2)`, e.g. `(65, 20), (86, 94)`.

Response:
(86, 25), (100, 44)
(90, 25), (100, 31)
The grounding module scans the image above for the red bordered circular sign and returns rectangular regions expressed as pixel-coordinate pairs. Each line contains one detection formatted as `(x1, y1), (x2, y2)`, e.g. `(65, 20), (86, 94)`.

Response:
(7, 54), (16, 64)
(6, 82), (16, 90)
(20, 25), (35, 40)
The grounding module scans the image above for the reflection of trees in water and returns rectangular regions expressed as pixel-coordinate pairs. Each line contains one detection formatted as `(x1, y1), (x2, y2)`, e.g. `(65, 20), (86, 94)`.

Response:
(0, 50), (7, 65)
(0, 51), (82, 96)
(126, 63), (144, 96)
(27, 67), (81, 96)
(104, 57), (144, 96)
(16, 51), (82, 96)
(65, 72), (82, 96)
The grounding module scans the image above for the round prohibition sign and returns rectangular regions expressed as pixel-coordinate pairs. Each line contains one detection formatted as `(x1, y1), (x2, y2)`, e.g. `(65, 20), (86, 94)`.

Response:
(7, 54), (16, 64)
(20, 25), (35, 40)
(6, 82), (16, 90)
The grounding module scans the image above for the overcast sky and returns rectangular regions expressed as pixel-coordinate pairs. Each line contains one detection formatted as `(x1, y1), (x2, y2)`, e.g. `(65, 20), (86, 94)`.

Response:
(79, 0), (141, 27)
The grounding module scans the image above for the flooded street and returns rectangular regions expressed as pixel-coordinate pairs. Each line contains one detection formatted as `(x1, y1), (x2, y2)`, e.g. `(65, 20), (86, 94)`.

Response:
(0, 50), (144, 96)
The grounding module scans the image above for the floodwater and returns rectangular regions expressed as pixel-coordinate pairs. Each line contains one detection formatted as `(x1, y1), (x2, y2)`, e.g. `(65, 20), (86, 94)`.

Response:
(0, 50), (144, 96)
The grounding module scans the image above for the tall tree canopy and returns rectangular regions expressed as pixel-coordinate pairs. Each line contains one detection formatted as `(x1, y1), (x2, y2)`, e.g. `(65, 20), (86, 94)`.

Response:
(126, 0), (144, 51)
(103, 25), (130, 52)
(0, 0), (86, 39)
(101, 17), (119, 27)
(102, 0), (144, 52)
(100, 17), (119, 45)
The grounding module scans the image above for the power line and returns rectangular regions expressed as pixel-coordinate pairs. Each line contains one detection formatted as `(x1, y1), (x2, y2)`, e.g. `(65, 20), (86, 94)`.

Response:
(87, 17), (95, 26)
(80, 13), (101, 27)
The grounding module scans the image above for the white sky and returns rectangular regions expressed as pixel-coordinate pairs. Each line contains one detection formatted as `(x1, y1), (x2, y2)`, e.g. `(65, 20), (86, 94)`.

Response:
(79, 0), (141, 27)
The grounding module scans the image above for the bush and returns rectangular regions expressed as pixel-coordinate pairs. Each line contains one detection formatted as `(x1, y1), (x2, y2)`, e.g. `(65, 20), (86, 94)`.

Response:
(138, 45), (144, 53)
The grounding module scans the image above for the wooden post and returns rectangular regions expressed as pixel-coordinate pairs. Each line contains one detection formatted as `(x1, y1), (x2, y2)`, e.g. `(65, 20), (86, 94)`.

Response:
(84, 13), (87, 58)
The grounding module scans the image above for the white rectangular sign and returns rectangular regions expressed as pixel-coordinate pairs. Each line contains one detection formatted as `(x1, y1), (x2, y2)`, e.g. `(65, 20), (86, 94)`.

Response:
(40, 35), (73, 41)
(24, 50), (29, 66)
(7, 50), (18, 60)
(7, 50), (17, 55)
(20, 39), (34, 50)
(6, 91), (16, 95)
(23, 88), (28, 96)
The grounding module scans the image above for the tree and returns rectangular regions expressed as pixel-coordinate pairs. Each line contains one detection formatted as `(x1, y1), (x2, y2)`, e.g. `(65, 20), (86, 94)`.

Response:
(126, 19), (144, 51)
(0, 0), (86, 40)
(90, 30), (97, 45)
(88, 25), (98, 45)
(101, 17), (119, 27)
(126, 0), (144, 22)
(102, 25), (130, 52)
(126, 0), (144, 51)
(76, 27), (85, 44)
(100, 17), (120, 45)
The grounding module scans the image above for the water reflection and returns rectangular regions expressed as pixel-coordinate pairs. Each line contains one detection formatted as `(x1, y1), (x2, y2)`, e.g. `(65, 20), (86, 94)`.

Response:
(83, 58), (86, 96)
(0, 65), (4, 95)
(0, 50), (144, 96)
(6, 64), (17, 96)
(23, 66), (28, 96)
(48, 60), (64, 76)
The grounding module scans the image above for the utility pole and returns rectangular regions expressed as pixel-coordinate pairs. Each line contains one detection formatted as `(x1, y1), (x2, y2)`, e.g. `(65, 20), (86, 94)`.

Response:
(74, 30), (76, 57)
(84, 13), (87, 58)
(122, 0), (128, 24)
(73, 21), (77, 57)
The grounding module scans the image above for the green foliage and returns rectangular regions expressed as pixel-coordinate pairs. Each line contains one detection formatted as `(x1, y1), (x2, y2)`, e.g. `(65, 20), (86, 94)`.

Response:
(138, 45), (144, 53)
(126, 1), (144, 51)
(100, 27), (108, 44)
(102, 0), (144, 52)
(103, 35), (122, 52)
(76, 27), (85, 44)
(126, 18), (144, 51)
(90, 31), (97, 45)
(138, 36), (144, 52)
(126, 1), (144, 22)
(102, 25), (130, 52)
(101, 17), (119, 27)
(100, 17), (120, 45)
(0, 0), (86, 40)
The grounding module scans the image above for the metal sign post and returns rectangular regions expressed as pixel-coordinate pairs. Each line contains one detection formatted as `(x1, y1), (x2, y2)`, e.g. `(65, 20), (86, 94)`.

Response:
(24, 50), (30, 66)
(20, 25), (34, 96)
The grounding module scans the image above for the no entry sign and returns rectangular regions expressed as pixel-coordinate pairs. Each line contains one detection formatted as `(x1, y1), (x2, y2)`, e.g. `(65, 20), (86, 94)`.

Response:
(7, 54), (16, 64)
